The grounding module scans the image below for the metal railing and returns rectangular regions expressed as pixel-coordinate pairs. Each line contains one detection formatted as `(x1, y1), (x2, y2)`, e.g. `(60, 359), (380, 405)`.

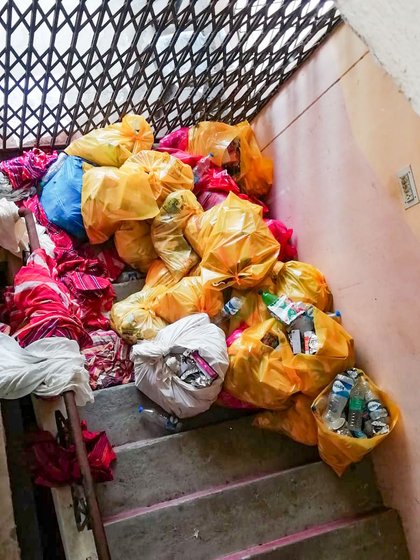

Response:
(0, 0), (340, 153)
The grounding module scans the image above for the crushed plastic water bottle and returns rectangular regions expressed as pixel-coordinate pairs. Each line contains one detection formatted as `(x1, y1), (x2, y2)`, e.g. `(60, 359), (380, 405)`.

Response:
(323, 373), (354, 430)
(138, 406), (182, 433)
(213, 296), (244, 326)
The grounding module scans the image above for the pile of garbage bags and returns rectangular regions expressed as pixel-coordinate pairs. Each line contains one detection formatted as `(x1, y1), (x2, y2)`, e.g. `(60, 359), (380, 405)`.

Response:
(0, 114), (398, 475)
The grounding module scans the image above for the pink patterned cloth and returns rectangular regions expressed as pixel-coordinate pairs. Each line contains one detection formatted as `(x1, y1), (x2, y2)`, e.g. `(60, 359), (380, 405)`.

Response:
(82, 330), (134, 390)
(1, 148), (57, 190)
(10, 248), (90, 348)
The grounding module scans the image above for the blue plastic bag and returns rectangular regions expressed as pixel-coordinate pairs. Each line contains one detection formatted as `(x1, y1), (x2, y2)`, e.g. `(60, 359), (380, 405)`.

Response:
(41, 155), (86, 239)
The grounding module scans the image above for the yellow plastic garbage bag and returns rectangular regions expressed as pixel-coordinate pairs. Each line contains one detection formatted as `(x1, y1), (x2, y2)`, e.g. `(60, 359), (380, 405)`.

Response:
(184, 203), (221, 257)
(312, 370), (399, 476)
(66, 114), (154, 167)
(153, 276), (224, 324)
(144, 260), (178, 289)
(125, 150), (194, 205)
(273, 261), (333, 311)
(253, 394), (318, 446)
(110, 286), (167, 343)
(229, 260), (332, 332)
(188, 120), (273, 198)
(81, 165), (159, 244)
(151, 190), (202, 280)
(224, 319), (301, 409)
(282, 308), (355, 398)
(114, 221), (157, 273)
(198, 193), (279, 290)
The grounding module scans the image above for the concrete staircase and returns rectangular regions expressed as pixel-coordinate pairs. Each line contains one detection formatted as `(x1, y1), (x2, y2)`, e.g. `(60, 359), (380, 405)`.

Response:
(81, 384), (409, 560)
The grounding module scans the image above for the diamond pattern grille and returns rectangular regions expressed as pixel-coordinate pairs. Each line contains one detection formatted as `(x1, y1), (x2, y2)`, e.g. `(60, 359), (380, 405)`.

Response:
(0, 0), (340, 151)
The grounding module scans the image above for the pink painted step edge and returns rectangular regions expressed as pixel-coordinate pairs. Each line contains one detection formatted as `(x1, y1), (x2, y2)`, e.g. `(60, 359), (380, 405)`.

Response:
(215, 507), (389, 560)
(103, 462), (321, 526)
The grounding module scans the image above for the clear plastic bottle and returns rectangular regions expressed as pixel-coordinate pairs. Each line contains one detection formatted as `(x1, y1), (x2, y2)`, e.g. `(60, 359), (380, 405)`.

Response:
(323, 373), (355, 430)
(213, 296), (244, 325)
(138, 406), (182, 433)
(347, 377), (365, 432)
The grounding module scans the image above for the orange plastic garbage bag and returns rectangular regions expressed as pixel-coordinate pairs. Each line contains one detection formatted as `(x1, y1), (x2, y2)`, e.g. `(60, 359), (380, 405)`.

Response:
(282, 308), (355, 398)
(66, 114), (154, 167)
(110, 286), (167, 343)
(188, 120), (273, 198)
(144, 260), (178, 289)
(184, 203), (221, 257)
(312, 370), (399, 475)
(273, 261), (332, 311)
(125, 150), (194, 205)
(81, 165), (159, 244)
(114, 221), (157, 273)
(153, 276), (224, 324)
(229, 260), (332, 332)
(151, 190), (202, 280)
(197, 193), (279, 290)
(253, 394), (318, 446)
(224, 319), (301, 409)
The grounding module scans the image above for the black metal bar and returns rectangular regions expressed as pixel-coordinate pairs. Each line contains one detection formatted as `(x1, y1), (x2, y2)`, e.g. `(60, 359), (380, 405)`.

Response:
(63, 392), (111, 560)
(2, 1), (13, 151)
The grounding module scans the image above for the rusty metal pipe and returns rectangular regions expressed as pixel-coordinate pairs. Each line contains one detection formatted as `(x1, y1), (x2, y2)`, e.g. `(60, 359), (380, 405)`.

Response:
(18, 208), (41, 251)
(63, 392), (111, 560)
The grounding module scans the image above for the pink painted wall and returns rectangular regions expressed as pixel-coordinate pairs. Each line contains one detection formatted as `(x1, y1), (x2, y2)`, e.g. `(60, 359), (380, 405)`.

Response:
(253, 23), (420, 558)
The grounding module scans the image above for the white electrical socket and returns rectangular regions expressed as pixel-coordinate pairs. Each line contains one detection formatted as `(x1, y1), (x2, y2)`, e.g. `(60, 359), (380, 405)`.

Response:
(397, 165), (419, 209)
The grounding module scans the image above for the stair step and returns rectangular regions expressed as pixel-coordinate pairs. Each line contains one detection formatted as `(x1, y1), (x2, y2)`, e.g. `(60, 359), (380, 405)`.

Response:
(97, 416), (319, 517)
(80, 383), (250, 446)
(216, 508), (408, 559)
(104, 460), (382, 560)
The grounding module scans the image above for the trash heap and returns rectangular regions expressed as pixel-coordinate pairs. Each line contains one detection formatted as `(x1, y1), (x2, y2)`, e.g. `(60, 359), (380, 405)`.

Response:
(0, 115), (398, 476)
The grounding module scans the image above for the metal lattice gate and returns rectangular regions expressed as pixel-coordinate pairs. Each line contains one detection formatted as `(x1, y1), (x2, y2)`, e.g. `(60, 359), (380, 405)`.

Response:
(0, 0), (340, 153)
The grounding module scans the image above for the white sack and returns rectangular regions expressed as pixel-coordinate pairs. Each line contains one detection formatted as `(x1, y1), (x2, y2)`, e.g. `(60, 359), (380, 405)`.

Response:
(132, 313), (228, 418)
(0, 334), (93, 406)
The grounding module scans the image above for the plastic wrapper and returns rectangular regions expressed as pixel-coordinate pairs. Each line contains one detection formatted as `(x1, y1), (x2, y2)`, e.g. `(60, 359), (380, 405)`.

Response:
(312, 371), (399, 475)
(81, 164), (159, 244)
(40, 155), (86, 239)
(188, 120), (273, 198)
(132, 314), (228, 418)
(151, 190), (202, 280)
(65, 114), (154, 167)
(158, 127), (189, 151)
(110, 286), (167, 343)
(253, 394), (318, 446)
(144, 259), (178, 289)
(282, 308), (355, 397)
(194, 193), (279, 290)
(114, 221), (157, 273)
(124, 150), (194, 205)
(224, 319), (300, 409)
(153, 276), (224, 324)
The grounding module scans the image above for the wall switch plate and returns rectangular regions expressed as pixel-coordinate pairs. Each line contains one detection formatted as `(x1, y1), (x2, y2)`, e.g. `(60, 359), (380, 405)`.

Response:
(397, 165), (419, 209)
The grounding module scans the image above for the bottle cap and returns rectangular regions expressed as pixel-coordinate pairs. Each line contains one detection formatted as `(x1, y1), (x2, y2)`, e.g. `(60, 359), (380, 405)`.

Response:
(336, 311), (341, 317)
(138, 406), (144, 413)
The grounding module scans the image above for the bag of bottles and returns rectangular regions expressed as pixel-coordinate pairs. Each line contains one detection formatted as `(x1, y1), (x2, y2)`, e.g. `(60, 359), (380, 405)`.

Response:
(188, 120), (273, 198)
(114, 221), (157, 273)
(124, 150), (194, 205)
(110, 286), (167, 343)
(65, 114), (154, 167)
(282, 308), (355, 397)
(144, 260), (178, 289)
(81, 164), (159, 244)
(151, 190), (202, 280)
(40, 155), (87, 239)
(196, 193), (280, 290)
(312, 370), (399, 475)
(132, 313), (229, 418)
(153, 276), (223, 324)
(253, 394), (318, 446)
(223, 319), (300, 409)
